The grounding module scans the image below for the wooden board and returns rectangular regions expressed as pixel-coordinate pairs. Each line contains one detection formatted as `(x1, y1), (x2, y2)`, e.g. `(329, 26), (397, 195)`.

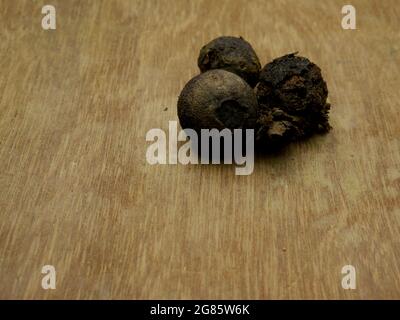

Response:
(1, 0), (399, 299)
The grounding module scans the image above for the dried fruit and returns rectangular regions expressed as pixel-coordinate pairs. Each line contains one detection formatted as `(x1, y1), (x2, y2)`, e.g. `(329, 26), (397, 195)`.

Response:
(255, 53), (331, 147)
(178, 36), (333, 154)
(177, 69), (258, 133)
(198, 36), (261, 87)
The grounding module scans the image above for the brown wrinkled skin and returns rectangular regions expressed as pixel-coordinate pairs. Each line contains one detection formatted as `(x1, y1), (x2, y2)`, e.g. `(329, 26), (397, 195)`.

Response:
(198, 36), (261, 87)
(177, 69), (258, 133)
(255, 53), (331, 148)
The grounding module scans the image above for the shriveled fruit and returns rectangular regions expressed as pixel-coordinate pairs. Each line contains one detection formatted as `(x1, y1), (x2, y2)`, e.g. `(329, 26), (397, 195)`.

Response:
(256, 53), (331, 146)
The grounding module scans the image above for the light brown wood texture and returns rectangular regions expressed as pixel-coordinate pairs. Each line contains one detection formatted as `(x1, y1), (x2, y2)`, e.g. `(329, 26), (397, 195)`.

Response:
(1, 0), (399, 299)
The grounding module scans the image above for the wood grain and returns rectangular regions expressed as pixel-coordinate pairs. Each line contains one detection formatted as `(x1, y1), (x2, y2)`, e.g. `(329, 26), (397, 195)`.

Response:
(0, 0), (399, 299)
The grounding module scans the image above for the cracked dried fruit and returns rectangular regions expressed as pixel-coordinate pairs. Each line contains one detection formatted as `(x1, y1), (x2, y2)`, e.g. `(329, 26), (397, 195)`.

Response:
(255, 53), (331, 147)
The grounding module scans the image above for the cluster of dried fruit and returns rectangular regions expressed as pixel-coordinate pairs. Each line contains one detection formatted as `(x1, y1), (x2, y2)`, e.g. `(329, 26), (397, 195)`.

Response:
(177, 36), (331, 151)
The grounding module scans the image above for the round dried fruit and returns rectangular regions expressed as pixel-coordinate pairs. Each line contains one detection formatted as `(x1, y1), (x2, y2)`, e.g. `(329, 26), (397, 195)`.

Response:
(177, 69), (258, 133)
(198, 36), (261, 87)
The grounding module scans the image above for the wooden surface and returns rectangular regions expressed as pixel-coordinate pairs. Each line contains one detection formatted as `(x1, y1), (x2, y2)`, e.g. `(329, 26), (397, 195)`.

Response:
(0, 0), (399, 299)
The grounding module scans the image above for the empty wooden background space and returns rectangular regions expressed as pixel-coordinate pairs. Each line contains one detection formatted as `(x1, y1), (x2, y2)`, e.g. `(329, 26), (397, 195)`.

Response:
(0, 0), (399, 299)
